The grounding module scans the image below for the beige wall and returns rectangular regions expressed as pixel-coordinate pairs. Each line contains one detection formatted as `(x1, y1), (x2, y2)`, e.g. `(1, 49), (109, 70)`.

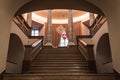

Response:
(11, 21), (37, 45)
(0, 0), (120, 73)
(81, 21), (112, 73)
(0, 0), (31, 73)
(81, 21), (109, 56)
(87, 0), (120, 73)
(92, 22), (109, 58)
(81, 23), (90, 35)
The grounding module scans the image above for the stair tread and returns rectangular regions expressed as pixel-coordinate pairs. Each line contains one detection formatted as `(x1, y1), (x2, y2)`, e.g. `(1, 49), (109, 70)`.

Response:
(4, 73), (115, 76)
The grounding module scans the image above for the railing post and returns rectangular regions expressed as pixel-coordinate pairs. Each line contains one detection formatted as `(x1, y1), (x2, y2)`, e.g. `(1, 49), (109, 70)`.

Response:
(87, 45), (96, 72)
(76, 36), (79, 48)
(22, 45), (32, 72)
(42, 36), (44, 49)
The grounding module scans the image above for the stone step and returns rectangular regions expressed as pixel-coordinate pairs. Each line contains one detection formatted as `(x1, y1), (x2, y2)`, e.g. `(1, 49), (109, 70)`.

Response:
(32, 61), (87, 64)
(34, 57), (85, 60)
(38, 52), (80, 55)
(4, 74), (116, 80)
(32, 59), (86, 62)
(37, 53), (83, 57)
(35, 57), (84, 59)
(27, 69), (91, 73)
(31, 63), (88, 67)
(29, 66), (89, 70)
(32, 60), (87, 63)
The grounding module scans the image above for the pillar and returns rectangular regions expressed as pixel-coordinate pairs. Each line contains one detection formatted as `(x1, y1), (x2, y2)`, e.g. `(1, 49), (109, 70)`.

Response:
(45, 10), (52, 46)
(89, 13), (95, 35)
(27, 12), (32, 27)
(68, 9), (75, 46)
(89, 12), (95, 26)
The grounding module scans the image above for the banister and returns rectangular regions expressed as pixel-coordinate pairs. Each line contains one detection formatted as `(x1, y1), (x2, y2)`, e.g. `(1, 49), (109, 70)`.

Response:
(103, 61), (112, 65)
(7, 60), (17, 64)
(16, 15), (32, 29)
(90, 15), (107, 36)
(76, 15), (106, 72)
(13, 15), (32, 37)
(77, 39), (96, 71)
(23, 37), (44, 72)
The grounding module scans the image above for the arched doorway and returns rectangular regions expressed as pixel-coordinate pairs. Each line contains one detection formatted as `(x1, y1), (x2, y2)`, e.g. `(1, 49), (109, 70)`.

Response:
(96, 33), (113, 73)
(6, 33), (24, 73)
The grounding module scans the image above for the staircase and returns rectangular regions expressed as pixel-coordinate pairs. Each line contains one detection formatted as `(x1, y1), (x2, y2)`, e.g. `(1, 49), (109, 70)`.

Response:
(3, 47), (116, 80)
(28, 47), (90, 74)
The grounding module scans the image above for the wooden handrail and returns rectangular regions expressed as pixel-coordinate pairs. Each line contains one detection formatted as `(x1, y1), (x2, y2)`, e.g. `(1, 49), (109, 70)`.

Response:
(13, 15), (32, 37)
(77, 39), (96, 71)
(90, 15), (107, 36)
(76, 15), (107, 49)
(23, 36), (44, 72)
(77, 39), (94, 61)
(28, 36), (44, 39)
(76, 15), (106, 72)
(103, 61), (112, 65)
(7, 60), (17, 64)
(17, 15), (31, 29)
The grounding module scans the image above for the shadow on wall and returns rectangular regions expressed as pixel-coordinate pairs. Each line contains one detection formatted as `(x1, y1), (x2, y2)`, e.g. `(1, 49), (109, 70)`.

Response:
(6, 33), (24, 73)
(96, 33), (113, 73)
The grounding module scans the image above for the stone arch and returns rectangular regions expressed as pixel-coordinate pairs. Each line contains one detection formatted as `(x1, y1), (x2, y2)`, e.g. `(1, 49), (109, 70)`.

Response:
(6, 33), (24, 73)
(96, 33), (113, 73)
(15, 0), (104, 15)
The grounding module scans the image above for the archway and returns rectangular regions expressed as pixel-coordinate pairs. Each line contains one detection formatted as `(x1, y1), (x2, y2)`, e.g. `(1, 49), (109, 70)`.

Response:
(3, 0), (118, 75)
(16, 0), (104, 15)
(0, 0), (120, 76)
(96, 33), (113, 73)
(14, 0), (105, 48)
(6, 33), (24, 73)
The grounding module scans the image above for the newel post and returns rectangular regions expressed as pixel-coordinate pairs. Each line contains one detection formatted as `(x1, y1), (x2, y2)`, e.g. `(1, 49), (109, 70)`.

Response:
(22, 45), (32, 72)
(87, 44), (96, 72)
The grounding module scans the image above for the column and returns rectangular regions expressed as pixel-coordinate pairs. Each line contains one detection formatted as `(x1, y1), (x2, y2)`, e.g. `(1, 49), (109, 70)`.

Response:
(89, 13), (95, 26)
(27, 12), (32, 27)
(45, 10), (52, 46)
(68, 9), (75, 46)
(89, 13), (95, 35)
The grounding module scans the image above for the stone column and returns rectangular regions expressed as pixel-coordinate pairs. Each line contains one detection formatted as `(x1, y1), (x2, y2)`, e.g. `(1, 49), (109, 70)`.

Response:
(68, 9), (75, 46)
(27, 12), (32, 27)
(45, 10), (52, 46)
(89, 13), (95, 26)
(89, 13), (95, 35)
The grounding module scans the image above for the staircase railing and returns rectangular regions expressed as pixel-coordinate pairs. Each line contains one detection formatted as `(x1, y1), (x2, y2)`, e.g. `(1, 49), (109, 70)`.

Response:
(90, 14), (107, 36)
(77, 39), (96, 71)
(22, 36), (44, 72)
(13, 15), (32, 37)
(13, 15), (45, 72)
(76, 15), (107, 72)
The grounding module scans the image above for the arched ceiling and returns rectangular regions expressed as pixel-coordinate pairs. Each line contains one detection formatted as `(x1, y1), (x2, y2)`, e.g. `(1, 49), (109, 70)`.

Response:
(33, 9), (87, 20)
(16, 0), (104, 15)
